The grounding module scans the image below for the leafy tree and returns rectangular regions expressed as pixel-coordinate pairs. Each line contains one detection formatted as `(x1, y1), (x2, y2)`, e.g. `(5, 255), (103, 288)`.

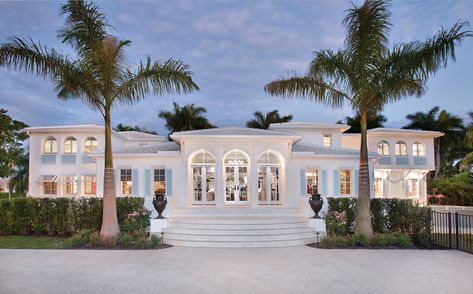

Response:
(337, 111), (387, 133)
(460, 112), (473, 171)
(0, 109), (28, 179)
(403, 106), (465, 178)
(264, 0), (471, 237)
(8, 152), (29, 196)
(158, 102), (215, 134)
(246, 110), (294, 129)
(0, 1), (199, 241)
(114, 123), (158, 135)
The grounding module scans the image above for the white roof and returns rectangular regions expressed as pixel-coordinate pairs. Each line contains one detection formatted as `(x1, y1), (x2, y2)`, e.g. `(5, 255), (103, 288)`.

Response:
(115, 131), (166, 141)
(171, 127), (300, 142)
(269, 122), (350, 132)
(368, 128), (443, 137)
(292, 142), (377, 157)
(23, 124), (103, 133)
(113, 142), (180, 154)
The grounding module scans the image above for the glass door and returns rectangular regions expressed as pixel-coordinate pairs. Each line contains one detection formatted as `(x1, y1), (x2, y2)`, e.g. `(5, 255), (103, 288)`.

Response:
(224, 150), (249, 205)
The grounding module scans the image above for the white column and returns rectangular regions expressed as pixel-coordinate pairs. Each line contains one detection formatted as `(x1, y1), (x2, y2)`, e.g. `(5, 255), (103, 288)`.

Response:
(202, 167), (207, 203)
(215, 159), (224, 207)
(250, 162), (258, 207)
(266, 166), (271, 203)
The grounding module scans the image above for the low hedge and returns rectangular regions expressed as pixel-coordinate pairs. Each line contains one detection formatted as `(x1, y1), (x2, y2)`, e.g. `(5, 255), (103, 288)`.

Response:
(325, 198), (431, 245)
(0, 197), (146, 235)
(320, 232), (413, 248)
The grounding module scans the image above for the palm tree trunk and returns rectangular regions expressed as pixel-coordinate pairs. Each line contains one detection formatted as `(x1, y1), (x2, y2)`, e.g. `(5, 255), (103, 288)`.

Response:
(100, 107), (120, 242)
(354, 110), (374, 238)
(434, 138), (440, 179)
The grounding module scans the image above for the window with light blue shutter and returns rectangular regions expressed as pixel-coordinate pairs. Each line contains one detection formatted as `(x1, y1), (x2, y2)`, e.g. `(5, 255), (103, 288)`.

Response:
(300, 169), (307, 196)
(321, 169), (328, 195)
(354, 169), (359, 196)
(132, 169), (139, 196)
(144, 169), (151, 197)
(165, 169), (172, 196)
(333, 170), (340, 196)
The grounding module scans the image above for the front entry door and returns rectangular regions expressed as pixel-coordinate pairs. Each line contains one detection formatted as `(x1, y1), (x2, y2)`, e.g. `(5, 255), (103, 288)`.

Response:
(225, 165), (248, 204)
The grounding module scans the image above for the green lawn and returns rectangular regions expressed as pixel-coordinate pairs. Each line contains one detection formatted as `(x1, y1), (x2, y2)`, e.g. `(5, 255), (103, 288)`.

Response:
(0, 236), (67, 249)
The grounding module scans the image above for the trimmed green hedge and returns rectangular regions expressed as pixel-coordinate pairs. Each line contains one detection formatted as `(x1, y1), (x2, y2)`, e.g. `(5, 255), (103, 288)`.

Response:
(325, 198), (431, 245)
(428, 172), (473, 206)
(0, 197), (146, 235)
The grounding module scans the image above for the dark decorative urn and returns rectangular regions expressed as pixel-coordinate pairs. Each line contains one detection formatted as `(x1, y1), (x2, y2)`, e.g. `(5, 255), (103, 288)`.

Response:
(152, 192), (167, 219)
(308, 191), (324, 219)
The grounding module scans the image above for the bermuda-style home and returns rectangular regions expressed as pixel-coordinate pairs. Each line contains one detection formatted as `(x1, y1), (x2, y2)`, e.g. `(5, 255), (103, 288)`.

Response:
(25, 122), (442, 247)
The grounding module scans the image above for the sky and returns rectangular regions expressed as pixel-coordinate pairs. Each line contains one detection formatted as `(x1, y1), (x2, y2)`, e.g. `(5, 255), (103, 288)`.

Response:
(0, 0), (472, 136)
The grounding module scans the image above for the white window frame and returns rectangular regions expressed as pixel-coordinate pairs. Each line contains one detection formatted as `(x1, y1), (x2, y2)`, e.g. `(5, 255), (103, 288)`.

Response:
(408, 179), (419, 197)
(306, 168), (319, 195)
(43, 137), (57, 154)
(82, 175), (96, 195)
(374, 178), (383, 198)
(377, 141), (390, 156)
(339, 169), (351, 196)
(120, 169), (133, 196)
(63, 175), (78, 195)
(83, 137), (98, 154)
(323, 135), (332, 147)
(42, 175), (58, 195)
(412, 142), (425, 157)
(153, 168), (166, 194)
(63, 137), (77, 154)
(395, 141), (408, 156)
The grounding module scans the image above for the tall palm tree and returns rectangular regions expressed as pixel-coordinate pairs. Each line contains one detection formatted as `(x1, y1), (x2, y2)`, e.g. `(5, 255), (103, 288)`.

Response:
(159, 102), (215, 134)
(404, 106), (465, 178)
(264, 0), (471, 237)
(8, 153), (28, 197)
(337, 111), (387, 133)
(246, 110), (294, 129)
(0, 1), (199, 242)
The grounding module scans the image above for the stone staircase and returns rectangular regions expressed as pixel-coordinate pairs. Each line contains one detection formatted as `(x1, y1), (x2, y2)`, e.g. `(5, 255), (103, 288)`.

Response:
(162, 208), (320, 247)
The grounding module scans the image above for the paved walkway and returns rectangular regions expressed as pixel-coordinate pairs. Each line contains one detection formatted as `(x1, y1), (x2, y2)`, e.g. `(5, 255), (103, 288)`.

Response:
(1, 247), (472, 294)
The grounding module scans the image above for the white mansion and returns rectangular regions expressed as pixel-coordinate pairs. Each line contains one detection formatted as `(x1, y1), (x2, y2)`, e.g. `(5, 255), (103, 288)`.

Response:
(25, 122), (441, 246)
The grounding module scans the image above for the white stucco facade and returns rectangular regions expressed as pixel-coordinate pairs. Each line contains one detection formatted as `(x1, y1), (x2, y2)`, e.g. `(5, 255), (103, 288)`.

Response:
(24, 122), (442, 218)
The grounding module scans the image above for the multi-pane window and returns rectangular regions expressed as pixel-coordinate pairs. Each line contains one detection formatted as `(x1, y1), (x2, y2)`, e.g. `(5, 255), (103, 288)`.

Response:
(153, 169), (166, 194)
(323, 135), (332, 147)
(64, 137), (77, 154)
(377, 141), (390, 156)
(83, 137), (98, 153)
(306, 168), (319, 195)
(340, 169), (351, 195)
(82, 175), (96, 195)
(408, 179), (418, 197)
(43, 175), (57, 195)
(395, 141), (408, 156)
(412, 142), (425, 156)
(120, 169), (133, 195)
(43, 137), (57, 154)
(374, 178), (383, 197)
(63, 176), (77, 195)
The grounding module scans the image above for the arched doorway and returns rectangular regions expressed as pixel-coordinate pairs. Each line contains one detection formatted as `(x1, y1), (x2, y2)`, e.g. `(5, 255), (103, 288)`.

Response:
(190, 150), (216, 204)
(223, 150), (249, 204)
(257, 150), (281, 204)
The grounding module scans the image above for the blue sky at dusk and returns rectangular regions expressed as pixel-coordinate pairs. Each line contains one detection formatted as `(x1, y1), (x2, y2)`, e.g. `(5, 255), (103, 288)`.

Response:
(1, 0), (472, 136)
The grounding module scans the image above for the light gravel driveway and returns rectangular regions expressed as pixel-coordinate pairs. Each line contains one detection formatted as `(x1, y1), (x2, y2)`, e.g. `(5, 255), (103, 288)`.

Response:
(1, 247), (472, 294)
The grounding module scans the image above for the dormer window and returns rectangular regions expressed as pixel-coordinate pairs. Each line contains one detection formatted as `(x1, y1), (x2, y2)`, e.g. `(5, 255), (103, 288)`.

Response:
(43, 137), (57, 154)
(377, 141), (390, 156)
(395, 141), (408, 156)
(323, 135), (332, 147)
(412, 142), (425, 156)
(64, 137), (77, 154)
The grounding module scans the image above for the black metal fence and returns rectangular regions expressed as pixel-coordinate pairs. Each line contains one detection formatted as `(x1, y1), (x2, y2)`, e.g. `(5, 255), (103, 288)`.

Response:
(431, 211), (473, 254)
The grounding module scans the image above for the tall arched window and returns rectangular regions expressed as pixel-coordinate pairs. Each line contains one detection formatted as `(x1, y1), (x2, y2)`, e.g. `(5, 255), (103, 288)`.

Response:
(224, 150), (249, 204)
(257, 150), (281, 204)
(191, 150), (216, 203)
(43, 137), (57, 154)
(377, 141), (390, 156)
(412, 142), (425, 156)
(395, 141), (408, 156)
(83, 137), (98, 153)
(64, 137), (77, 154)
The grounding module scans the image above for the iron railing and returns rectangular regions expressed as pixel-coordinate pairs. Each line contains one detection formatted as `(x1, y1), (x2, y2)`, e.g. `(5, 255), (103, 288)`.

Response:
(431, 211), (473, 254)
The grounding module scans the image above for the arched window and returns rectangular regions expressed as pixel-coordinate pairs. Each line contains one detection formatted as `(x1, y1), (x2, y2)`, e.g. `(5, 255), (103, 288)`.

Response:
(190, 150), (216, 203)
(395, 141), (408, 156)
(257, 150), (281, 203)
(83, 137), (98, 153)
(43, 137), (57, 154)
(64, 137), (77, 154)
(412, 142), (425, 156)
(224, 150), (249, 203)
(377, 141), (390, 156)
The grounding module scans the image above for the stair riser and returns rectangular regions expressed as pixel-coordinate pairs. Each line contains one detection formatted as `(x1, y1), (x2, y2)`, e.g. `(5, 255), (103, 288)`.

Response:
(170, 218), (307, 225)
(165, 238), (317, 248)
(163, 232), (317, 242)
(168, 223), (309, 230)
(163, 228), (315, 236)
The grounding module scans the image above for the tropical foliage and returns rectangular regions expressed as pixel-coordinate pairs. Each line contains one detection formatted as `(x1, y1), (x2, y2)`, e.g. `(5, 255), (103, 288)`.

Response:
(158, 101), (215, 134)
(0, 0), (199, 241)
(0, 109), (28, 179)
(337, 111), (387, 133)
(246, 109), (293, 129)
(114, 123), (158, 135)
(264, 0), (471, 236)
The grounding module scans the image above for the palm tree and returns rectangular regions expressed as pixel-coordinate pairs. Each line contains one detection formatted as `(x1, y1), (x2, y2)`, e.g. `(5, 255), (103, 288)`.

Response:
(159, 102), (215, 134)
(461, 112), (473, 171)
(246, 110), (294, 129)
(0, 1), (199, 242)
(337, 111), (387, 133)
(114, 123), (158, 135)
(264, 0), (471, 237)
(8, 153), (28, 197)
(404, 107), (465, 178)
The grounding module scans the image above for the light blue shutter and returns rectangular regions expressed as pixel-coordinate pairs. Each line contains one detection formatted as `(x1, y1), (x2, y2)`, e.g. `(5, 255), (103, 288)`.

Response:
(333, 170), (340, 196)
(115, 168), (120, 194)
(165, 169), (172, 196)
(132, 169), (139, 196)
(354, 169), (359, 196)
(300, 169), (307, 196)
(144, 169), (151, 196)
(321, 169), (328, 196)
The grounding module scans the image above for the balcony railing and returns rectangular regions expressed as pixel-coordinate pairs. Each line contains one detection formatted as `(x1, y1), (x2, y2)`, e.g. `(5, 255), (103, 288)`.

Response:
(41, 154), (56, 164)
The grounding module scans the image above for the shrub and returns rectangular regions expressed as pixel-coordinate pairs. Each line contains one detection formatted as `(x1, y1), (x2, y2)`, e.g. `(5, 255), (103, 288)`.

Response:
(65, 229), (93, 248)
(88, 231), (102, 247)
(320, 233), (414, 248)
(394, 233), (413, 248)
(371, 234), (389, 247)
(320, 235), (350, 248)
(353, 234), (369, 247)
(428, 172), (473, 206)
(325, 197), (357, 235)
(150, 234), (160, 248)
(121, 208), (150, 233)
(118, 232), (134, 247)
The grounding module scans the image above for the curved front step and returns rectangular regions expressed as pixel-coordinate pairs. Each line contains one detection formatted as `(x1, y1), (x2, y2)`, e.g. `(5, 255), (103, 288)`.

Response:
(170, 217), (306, 224)
(168, 222), (309, 230)
(165, 238), (317, 248)
(163, 227), (315, 236)
(164, 232), (317, 242)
